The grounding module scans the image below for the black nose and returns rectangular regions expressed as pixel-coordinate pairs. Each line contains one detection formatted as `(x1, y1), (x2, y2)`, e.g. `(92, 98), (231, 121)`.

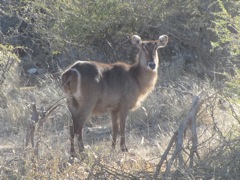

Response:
(148, 62), (156, 70)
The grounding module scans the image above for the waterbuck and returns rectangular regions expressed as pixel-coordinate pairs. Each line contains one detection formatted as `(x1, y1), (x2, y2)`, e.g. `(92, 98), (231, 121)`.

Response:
(61, 34), (168, 155)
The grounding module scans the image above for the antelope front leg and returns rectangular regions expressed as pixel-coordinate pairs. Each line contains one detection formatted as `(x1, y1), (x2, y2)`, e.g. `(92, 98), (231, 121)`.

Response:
(111, 110), (119, 149)
(119, 108), (129, 152)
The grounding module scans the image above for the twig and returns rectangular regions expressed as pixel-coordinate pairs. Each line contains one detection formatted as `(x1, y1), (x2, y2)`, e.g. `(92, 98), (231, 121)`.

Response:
(37, 97), (65, 131)
(189, 104), (199, 168)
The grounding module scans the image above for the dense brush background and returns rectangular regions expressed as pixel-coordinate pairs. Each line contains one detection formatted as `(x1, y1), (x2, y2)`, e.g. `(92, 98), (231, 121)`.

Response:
(0, 0), (240, 179)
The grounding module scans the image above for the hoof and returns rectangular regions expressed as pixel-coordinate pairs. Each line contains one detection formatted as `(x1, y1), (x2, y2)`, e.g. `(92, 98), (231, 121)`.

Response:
(70, 151), (77, 158)
(121, 146), (128, 152)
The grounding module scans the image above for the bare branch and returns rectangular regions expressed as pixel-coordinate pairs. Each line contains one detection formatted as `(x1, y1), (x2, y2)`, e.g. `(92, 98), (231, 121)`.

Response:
(154, 131), (177, 178)
(37, 97), (65, 131)
(25, 97), (64, 149)
(154, 92), (204, 177)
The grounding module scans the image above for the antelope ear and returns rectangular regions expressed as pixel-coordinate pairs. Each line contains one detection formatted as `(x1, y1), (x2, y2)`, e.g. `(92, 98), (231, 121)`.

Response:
(131, 35), (142, 46)
(157, 35), (168, 48)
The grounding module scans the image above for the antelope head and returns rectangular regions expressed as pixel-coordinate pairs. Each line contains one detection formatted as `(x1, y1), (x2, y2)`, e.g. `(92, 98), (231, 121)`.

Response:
(131, 35), (168, 71)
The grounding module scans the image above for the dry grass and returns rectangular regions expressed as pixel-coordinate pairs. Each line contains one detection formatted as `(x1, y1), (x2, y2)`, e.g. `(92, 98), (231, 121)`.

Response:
(1, 0), (240, 178)
(1, 66), (240, 179)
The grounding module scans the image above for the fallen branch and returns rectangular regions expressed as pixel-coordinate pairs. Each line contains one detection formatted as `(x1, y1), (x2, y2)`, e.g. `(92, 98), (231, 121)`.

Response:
(154, 92), (204, 178)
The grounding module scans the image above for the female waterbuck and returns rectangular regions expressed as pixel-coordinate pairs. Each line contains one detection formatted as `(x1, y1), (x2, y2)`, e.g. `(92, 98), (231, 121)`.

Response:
(61, 34), (168, 155)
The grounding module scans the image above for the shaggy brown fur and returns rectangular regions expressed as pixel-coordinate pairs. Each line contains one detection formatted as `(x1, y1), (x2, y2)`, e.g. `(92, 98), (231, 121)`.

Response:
(61, 35), (168, 155)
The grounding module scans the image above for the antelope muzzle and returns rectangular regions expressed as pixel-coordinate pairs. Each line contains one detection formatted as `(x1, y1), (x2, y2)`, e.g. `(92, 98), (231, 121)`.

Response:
(148, 62), (156, 70)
